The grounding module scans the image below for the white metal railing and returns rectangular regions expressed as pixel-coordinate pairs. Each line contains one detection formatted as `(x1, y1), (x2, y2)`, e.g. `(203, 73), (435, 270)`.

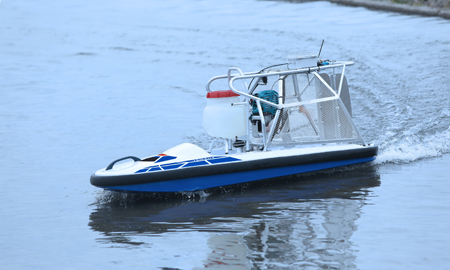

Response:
(206, 61), (363, 151)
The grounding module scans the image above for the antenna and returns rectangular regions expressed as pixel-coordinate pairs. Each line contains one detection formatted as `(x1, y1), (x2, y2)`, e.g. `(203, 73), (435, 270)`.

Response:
(318, 39), (324, 58)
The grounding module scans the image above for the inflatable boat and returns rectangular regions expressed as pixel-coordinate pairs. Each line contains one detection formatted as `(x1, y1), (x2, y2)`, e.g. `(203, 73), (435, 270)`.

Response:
(91, 53), (377, 193)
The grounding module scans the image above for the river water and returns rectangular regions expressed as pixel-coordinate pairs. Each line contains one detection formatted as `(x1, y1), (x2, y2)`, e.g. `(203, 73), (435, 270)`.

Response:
(1, 0), (450, 269)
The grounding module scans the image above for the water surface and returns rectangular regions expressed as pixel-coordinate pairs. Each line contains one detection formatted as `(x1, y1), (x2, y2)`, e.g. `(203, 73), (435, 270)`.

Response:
(1, 0), (450, 269)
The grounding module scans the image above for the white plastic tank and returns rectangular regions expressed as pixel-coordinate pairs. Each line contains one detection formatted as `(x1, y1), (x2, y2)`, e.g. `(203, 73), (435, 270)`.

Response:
(202, 90), (247, 139)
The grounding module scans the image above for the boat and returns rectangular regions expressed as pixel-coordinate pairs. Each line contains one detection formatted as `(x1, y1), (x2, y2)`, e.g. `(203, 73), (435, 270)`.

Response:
(90, 52), (377, 193)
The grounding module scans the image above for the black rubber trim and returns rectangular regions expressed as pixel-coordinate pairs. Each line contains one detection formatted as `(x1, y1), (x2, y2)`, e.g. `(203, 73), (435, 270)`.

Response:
(105, 156), (141, 170)
(91, 145), (378, 187)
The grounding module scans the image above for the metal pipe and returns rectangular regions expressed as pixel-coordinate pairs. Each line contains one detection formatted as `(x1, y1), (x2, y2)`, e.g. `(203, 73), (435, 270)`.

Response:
(265, 109), (281, 151)
(256, 100), (267, 149)
(299, 74), (315, 97)
(312, 72), (338, 97)
(228, 67), (248, 91)
(229, 74), (340, 110)
(208, 139), (217, 153)
(206, 61), (354, 93)
(338, 65), (346, 96)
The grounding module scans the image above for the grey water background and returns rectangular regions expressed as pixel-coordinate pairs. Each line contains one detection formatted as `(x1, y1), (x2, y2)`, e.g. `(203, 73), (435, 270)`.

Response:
(1, 0), (450, 269)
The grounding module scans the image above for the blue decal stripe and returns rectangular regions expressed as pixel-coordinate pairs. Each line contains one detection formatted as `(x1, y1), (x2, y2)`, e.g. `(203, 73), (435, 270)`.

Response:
(182, 160), (209, 168)
(208, 157), (240, 164)
(148, 166), (162, 172)
(155, 156), (177, 163)
(134, 155), (241, 174)
(160, 164), (184, 170)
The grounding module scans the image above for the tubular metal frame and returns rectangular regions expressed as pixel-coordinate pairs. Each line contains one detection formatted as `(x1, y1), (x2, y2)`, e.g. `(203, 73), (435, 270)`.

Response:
(206, 61), (365, 151)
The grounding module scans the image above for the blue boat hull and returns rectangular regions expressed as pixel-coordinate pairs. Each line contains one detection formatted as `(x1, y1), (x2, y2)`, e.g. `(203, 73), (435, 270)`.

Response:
(98, 156), (376, 193)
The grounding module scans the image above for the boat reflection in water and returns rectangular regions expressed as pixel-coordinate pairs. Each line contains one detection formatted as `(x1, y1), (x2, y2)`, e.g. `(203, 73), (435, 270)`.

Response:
(89, 165), (380, 269)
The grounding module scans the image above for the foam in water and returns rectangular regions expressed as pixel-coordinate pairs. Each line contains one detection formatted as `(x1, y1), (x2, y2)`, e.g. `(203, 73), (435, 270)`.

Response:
(376, 108), (450, 164)
(93, 189), (211, 207)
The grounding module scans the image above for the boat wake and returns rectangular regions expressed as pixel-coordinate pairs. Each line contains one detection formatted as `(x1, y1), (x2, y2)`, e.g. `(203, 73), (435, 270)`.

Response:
(375, 108), (450, 164)
(93, 189), (211, 207)
(188, 106), (450, 167)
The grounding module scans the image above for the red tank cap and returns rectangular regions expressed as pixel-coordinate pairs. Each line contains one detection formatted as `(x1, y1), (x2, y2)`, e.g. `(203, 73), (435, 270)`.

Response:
(206, 90), (240, 98)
